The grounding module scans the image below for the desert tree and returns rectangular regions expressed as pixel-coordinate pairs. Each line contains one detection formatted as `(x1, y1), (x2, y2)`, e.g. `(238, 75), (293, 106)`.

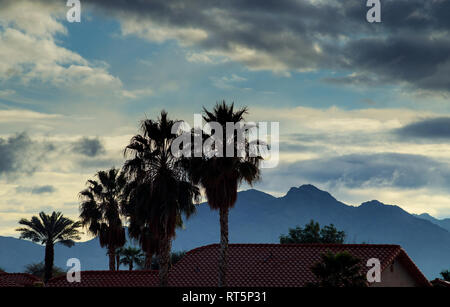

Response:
(79, 168), (127, 271)
(16, 211), (82, 282)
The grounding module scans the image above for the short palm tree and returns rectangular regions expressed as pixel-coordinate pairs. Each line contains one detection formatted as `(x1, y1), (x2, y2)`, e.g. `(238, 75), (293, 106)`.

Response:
(79, 168), (127, 271)
(308, 251), (367, 287)
(123, 110), (200, 286)
(16, 211), (82, 283)
(181, 101), (263, 286)
(117, 246), (144, 270)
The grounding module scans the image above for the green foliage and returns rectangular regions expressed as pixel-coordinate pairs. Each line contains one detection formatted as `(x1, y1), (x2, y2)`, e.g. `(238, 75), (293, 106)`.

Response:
(279, 220), (346, 244)
(116, 246), (144, 270)
(180, 101), (264, 286)
(16, 211), (82, 282)
(16, 211), (82, 246)
(79, 168), (127, 250)
(145, 251), (187, 270)
(123, 111), (200, 285)
(170, 251), (187, 266)
(307, 251), (367, 287)
(24, 262), (65, 279)
(440, 269), (450, 281)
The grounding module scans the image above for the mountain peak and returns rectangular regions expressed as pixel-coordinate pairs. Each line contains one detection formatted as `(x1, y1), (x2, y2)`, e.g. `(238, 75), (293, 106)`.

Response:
(283, 184), (337, 203)
(360, 200), (385, 207)
(418, 213), (434, 219)
(287, 184), (322, 195)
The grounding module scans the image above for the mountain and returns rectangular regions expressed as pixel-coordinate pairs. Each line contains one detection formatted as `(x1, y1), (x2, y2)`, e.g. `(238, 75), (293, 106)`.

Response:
(413, 213), (450, 233)
(1, 184), (450, 278)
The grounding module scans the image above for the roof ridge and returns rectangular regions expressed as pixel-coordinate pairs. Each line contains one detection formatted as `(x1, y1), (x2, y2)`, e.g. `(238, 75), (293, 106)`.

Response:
(397, 248), (431, 286)
(47, 269), (159, 283)
(1, 272), (41, 280)
(182, 243), (402, 248)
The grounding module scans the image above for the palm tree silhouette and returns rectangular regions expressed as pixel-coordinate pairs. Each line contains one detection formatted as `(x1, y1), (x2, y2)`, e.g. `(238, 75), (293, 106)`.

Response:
(79, 168), (127, 271)
(123, 110), (200, 286)
(116, 246), (144, 271)
(181, 101), (263, 286)
(16, 211), (82, 283)
(308, 251), (367, 287)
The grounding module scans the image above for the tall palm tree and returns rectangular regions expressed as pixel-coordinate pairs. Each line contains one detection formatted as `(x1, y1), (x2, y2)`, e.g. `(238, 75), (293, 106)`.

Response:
(79, 168), (127, 271)
(16, 211), (82, 283)
(123, 110), (200, 286)
(117, 246), (144, 270)
(181, 101), (263, 286)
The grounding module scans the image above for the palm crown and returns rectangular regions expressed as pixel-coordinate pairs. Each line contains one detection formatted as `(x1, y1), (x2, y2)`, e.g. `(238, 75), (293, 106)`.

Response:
(180, 101), (263, 286)
(17, 211), (82, 246)
(184, 101), (262, 210)
(123, 110), (200, 285)
(16, 211), (82, 282)
(79, 168), (127, 270)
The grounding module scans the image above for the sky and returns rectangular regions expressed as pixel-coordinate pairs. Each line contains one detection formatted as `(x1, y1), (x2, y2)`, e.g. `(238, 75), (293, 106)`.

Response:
(1, 0), (450, 239)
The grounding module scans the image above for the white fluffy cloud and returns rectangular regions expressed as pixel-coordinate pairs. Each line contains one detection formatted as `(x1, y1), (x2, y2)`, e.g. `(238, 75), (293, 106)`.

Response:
(0, 1), (130, 96)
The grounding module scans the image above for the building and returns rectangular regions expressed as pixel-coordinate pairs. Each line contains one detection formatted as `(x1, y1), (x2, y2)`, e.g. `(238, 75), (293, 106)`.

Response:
(0, 272), (42, 287)
(45, 243), (430, 287)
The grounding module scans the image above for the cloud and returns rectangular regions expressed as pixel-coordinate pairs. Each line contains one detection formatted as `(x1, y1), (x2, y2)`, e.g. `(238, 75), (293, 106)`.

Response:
(72, 137), (105, 157)
(15, 185), (56, 194)
(211, 74), (248, 89)
(77, 0), (450, 93)
(0, 132), (53, 179)
(265, 153), (450, 190)
(0, 0), (126, 96)
(76, 157), (120, 170)
(4, 0), (448, 94)
(396, 117), (450, 140)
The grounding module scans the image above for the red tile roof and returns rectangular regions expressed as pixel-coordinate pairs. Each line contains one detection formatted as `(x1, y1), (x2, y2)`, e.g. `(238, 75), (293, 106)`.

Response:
(46, 270), (159, 287)
(45, 244), (431, 287)
(169, 244), (430, 287)
(431, 278), (450, 287)
(0, 273), (42, 287)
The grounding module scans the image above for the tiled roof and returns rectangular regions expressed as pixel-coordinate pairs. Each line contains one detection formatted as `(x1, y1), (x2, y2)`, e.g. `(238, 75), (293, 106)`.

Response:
(46, 270), (159, 287)
(45, 244), (431, 287)
(0, 273), (42, 287)
(431, 278), (450, 287)
(169, 244), (430, 287)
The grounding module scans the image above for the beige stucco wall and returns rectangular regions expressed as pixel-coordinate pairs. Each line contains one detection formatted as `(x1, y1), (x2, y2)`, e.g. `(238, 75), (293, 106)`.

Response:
(370, 259), (420, 287)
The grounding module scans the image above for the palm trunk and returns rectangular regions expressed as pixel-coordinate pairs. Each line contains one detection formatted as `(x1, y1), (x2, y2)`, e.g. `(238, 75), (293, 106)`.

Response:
(129, 262), (133, 271)
(218, 206), (229, 287)
(116, 253), (120, 270)
(108, 247), (116, 271)
(144, 252), (152, 270)
(158, 234), (172, 287)
(44, 242), (54, 283)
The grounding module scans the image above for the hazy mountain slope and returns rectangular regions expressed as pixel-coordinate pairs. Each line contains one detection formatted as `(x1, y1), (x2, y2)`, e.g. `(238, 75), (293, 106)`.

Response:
(413, 213), (450, 233)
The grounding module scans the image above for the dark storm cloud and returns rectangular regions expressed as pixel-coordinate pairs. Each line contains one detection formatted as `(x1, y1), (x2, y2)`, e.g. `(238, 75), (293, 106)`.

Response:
(72, 137), (105, 157)
(0, 132), (53, 178)
(3, 0), (447, 91)
(16, 185), (56, 194)
(0, 133), (30, 175)
(76, 157), (121, 170)
(265, 153), (450, 189)
(74, 0), (450, 93)
(396, 117), (450, 139)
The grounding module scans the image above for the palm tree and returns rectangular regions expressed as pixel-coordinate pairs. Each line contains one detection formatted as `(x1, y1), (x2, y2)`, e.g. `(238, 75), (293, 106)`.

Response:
(79, 168), (127, 271)
(24, 262), (65, 279)
(16, 211), (82, 283)
(123, 110), (200, 286)
(181, 101), (263, 286)
(307, 251), (367, 287)
(117, 246), (144, 270)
